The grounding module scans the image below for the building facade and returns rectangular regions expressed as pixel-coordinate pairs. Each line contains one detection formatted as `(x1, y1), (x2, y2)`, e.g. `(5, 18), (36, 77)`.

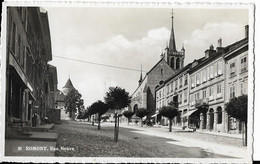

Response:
(224, 30), (248, 133)
(130, 14), (184, 119)
(130, 58), (174, 117)
(155, 63), (192, 127)
(155, 26), (248, 134)
(5, 7), (56, 137)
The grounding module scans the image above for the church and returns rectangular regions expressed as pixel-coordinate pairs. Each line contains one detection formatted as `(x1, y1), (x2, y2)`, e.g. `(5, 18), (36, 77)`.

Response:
(129, 12), (185, 118)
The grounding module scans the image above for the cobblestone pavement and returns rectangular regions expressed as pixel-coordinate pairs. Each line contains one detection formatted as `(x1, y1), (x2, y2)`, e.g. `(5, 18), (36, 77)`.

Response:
(52, 120), (246, 159)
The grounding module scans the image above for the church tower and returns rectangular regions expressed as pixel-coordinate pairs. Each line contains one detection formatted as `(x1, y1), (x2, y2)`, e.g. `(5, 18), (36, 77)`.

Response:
(62, 78), (75, 96)
(165, 10), (185, 71)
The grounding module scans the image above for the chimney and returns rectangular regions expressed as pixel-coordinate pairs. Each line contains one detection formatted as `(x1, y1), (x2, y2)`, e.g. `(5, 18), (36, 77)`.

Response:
(218, 38), (222, 47)
(205, 44), (216, 58)
(216, 38), (224, 53)
(245, 25), (249, 38)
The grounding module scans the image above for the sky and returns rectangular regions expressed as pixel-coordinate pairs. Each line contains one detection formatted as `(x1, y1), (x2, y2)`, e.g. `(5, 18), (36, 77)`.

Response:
(45, 7), (248, 107)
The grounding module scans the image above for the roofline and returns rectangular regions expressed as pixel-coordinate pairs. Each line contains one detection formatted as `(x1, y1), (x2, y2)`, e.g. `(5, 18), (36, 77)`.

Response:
(146, 58), (165, 75)
(131, 75), (147, 97)
(164, 63), (192, 83)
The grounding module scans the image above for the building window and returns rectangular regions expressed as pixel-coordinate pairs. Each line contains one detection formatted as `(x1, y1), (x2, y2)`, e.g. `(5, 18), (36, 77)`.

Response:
(184, 74), (188, 86)
(217, 107), (222, 124)
(11, 22), (16, 53)
(184, 90), (187, 103)
(191, 75), (195, 88)
(195, 92), (200, 101)
(230, 62), (236, 77)
(190, 94), (194, 105)
(179, 93), (182, 104)
(179, 77), (183, 88)
(230, 85), (236, 99)
(196, 72), (201, 85)
(161, 69), (163, 75)
(217, 83), (222, 98)
(175, 80), (178, 90)
(159, 91), (161, 98)
(241, 56), (247, 73)
(210, 65), (214, 79)
(202, 90), (207, 99)
(214, 63), (218, 77)
(20, 45), (25, 68)
(209, 86), (214, 100)
(202, 69), (206, 82)
(162, 89), (164, 97)
(171, 58), (175, 69)
(176, 58), (180, 69)
(218, 60), (223, 75)
(171, 83), (173, 92)
(207, 66), (210, 80)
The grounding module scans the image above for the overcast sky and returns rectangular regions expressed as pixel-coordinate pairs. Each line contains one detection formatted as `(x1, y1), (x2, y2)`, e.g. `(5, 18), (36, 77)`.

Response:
(45, 7), (248, 107)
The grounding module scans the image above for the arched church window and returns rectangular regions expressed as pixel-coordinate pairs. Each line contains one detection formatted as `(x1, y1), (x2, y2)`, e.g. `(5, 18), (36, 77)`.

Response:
(176, 58), (180, 69)
(171, 58), (175, 69)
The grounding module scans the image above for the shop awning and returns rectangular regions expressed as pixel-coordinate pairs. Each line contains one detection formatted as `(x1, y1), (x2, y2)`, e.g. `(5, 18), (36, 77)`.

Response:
(182, 109), (198, 117)
(151, 111), (159, 117)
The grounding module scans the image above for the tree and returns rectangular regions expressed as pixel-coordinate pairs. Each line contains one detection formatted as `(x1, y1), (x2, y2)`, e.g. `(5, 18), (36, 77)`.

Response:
(90, 100), (109, 130)
(87, 105), (97, 126)
(159, 105), (179, 132)
(123, 110), (135, 125)
(64, 89), (83, 120)
(136, 108), (148, 127)
(104, 86), (131, 142)
(225, 94), (248, 146)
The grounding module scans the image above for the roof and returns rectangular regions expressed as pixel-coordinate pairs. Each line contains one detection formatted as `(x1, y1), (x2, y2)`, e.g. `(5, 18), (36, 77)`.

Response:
(164, 63), (192, 84)
(63, 78), (74, 88)
(169, 19), (176, 52)
(146, 58), (166, 75)
(189, 37), (248, 74)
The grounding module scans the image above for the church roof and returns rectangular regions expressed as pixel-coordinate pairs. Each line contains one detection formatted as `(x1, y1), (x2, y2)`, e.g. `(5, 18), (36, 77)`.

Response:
(168, 15), (176, 52)
(63, 78), (74, 88)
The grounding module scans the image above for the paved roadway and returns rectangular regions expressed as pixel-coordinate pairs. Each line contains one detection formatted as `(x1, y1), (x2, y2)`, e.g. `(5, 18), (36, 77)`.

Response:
(52, 120), (238, 158)
(114, 125), (233, 158)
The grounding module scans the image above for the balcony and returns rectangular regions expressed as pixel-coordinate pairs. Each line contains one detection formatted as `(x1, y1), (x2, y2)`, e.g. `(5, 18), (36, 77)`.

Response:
(195, 98), (209, 108)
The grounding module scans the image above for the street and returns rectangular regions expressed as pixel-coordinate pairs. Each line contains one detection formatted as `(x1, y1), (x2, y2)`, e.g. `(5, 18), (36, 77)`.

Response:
(52, 120), (240, 158)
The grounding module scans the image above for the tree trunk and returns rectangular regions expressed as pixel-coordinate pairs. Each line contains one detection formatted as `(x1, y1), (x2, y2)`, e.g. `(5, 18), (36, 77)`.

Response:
(245, 121), (247, 146)
(98, 114), (101, 130)
(169, 118), (172, 132)
(114, 113), (118, 142)
(141, 118), (143, 127)
(116, 115), (120, 141)
(127, 118), (129, 125)
(92, 115), (94, 126)
(242, 121), (245, 146)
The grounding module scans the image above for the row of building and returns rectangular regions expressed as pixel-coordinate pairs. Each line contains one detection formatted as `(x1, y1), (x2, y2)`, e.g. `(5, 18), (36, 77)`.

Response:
(5, 7), (59, 137)
(130, 15), (248, 134)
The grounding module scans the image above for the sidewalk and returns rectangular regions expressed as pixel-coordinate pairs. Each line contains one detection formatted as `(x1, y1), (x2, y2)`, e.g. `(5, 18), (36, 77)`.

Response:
(5, 123), (58, 156)
(118, 122), (248, 159)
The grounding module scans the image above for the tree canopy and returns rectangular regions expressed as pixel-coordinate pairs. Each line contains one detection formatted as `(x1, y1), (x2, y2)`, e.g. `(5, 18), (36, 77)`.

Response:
(64, 89), (84, 119)
(225, 94), (248, 122)
(159, 106), (179, 120)
(123, 110), (135, 118)
(88, 100), (110, 130)
(136, 108), (148, 119)
(104, 86), (131, 110)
